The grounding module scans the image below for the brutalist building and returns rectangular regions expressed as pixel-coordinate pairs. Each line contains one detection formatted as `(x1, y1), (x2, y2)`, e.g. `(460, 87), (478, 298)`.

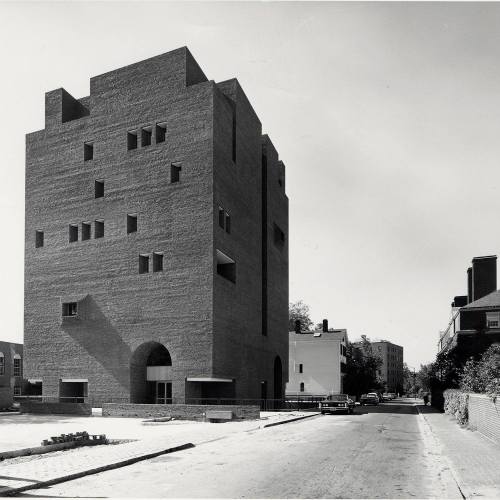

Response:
(24, 47), (288, 406)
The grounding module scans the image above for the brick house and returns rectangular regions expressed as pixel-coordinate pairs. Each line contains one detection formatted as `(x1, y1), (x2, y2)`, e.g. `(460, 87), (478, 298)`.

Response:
(24, 47), (288, 405)
(0, 341), (23, 409)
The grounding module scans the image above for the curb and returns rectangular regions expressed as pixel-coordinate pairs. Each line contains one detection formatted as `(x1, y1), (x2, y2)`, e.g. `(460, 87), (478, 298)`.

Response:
(0, 442), (195, 497)
(262, 412), (320, 428)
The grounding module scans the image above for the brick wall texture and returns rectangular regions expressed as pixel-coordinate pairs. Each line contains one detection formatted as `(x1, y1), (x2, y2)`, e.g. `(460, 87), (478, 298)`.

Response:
(468, 393), (500, 444)
(20, 401), (92, 416)
(24, 47), (288, 406)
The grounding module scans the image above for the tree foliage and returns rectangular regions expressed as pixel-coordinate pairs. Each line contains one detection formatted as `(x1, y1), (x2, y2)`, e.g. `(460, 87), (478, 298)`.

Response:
(288, 300), (313, 332)
(459, 345), (500, 397)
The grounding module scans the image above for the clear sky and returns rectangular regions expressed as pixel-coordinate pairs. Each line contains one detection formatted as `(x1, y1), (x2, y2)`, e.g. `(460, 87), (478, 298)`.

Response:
(2, 1), (500, 369)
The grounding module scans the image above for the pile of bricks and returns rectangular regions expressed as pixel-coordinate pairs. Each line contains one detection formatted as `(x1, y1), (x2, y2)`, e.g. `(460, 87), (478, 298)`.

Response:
(42, 432), (107, 446)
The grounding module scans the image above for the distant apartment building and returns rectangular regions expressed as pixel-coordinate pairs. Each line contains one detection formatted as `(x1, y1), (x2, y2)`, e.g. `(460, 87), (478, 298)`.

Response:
(24, 47), (288, 405)
(438, 255), (500, 361)
(371, 341), (403, 393)
(286, 320), (348, 397)
(0, 342), (23, 409)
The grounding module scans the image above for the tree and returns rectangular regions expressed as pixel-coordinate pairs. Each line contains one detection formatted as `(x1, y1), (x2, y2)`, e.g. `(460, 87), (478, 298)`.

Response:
(288, 301), (313, 332)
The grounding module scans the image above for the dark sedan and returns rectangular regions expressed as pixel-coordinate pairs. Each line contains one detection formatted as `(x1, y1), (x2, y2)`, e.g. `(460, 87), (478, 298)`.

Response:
(319, 394), (355, 414)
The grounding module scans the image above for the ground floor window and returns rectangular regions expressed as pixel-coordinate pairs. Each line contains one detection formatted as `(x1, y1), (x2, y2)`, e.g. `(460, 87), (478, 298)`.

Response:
(59, 380), (88, 403)
(156, 381), (172, 404)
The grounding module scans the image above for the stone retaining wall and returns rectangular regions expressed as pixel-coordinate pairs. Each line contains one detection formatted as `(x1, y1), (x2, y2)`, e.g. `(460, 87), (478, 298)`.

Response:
(102, 403), (259, 420)
(468, 393), (500, 444)
(20, 401), (92, 416)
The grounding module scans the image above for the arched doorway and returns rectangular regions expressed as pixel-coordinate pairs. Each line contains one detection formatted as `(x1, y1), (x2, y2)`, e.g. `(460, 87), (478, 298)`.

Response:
(274, 355), (283, 401)
(130, 342), (172, 404)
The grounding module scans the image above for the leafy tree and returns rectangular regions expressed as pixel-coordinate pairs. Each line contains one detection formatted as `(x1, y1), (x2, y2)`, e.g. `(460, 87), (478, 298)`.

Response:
(288, 301), (313, 332)
(459, 357), (483, 393)
(459, 345), (500, 397)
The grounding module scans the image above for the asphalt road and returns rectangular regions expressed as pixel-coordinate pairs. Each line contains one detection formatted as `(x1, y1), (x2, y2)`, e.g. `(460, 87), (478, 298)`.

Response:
(22, 400), (462, 498)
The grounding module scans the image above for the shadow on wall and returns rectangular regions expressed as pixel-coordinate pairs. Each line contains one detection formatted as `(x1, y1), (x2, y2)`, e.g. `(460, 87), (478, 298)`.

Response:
(61, 295), (131, 390)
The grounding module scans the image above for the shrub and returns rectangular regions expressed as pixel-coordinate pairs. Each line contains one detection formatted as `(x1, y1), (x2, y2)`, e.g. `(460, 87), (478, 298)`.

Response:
(478, 345), (500, 399)
(459, 357), (484, 393)
(444, 389), (469, 425)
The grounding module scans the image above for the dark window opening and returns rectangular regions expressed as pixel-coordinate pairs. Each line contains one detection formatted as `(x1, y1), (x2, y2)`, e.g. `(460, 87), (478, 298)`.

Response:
(300, 382), (305, 392)
(225, 213), (231, 234)
(153, 252), (163, 272)
(171, 163), (181, 183)
(127, 214), (137, 234)
(84, 142), (93, 161)
(216, 249), (236, 283)
(232, 107), (236, 162)
(278, 177), (283, 187)
(141, 126), (152, 147)
(218, 207), (225, 228)
(35, 230), (44, 248)
(62, 302), (78, 317)
(95, 219), (104, 238)
(299, 363), (303, 373)
(69, 224), (78, 243)
(82, 222), (91, 241)
(95, 179), (104, 198)
(139, 254), (149, 274)
(127, 131), (138, 150)
(156, 122), (167, 143)
(273, 223), (285, 247)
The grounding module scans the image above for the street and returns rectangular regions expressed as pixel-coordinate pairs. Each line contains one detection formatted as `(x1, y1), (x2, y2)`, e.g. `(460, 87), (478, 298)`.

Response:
(21, 400), (462, 498)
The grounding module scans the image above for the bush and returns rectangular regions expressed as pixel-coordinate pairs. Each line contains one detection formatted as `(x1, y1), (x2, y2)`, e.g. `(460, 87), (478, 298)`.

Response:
(459, 357), (484, 393)
(479, 345), (500, 398)
(444, 389), (469, 425)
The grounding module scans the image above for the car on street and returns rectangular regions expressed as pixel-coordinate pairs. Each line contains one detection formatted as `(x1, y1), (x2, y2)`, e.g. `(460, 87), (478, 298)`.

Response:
(360, 392), (380, 405)
(319, 394), (355, 414)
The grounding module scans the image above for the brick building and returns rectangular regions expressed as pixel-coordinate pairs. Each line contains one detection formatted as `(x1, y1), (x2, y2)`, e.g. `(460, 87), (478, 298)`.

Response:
(24, 47), (288, 405)
(286, 321), (348, 397)
(0, 341), (23, 409)
(370, 341), (404, 393)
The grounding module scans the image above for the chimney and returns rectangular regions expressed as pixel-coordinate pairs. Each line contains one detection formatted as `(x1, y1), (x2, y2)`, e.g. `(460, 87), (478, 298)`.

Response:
(322, 319), (328, 332)
(467, 267), (472, 304)
(294, 320), (301, 333)
(472, 255), (497, 302)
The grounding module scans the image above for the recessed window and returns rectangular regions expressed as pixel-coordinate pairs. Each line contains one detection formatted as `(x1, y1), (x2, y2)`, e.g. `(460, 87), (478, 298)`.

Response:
(486, 312), (499, 328)
(62, 302), (77, 317)
(84, 142), (94, 161)
(300, 382), (305, 392)
(95, 219), (104, 239)
(225, 213), (231, 234)
(218, 207), (225, 228)
(171, 163), (181, 183)
(13, 355), (21, 377)
(127, 214), (137, 234)
(141, 126), (152, 147)
(0, 353), (4, 376)
(69, 224), (78, 243)
(127, 130), (138, 150)
(216, 249), (236, 283)
(273, 223), (285, 247)
(82, 222), (91, 241)
(156, 122), (167, 143)
(299, 363), (303, 374)
(95, 179), (104, 198)
(139, 254), (149, 274)
(153, 252), (163, 272)
(35, 230), (44, 248)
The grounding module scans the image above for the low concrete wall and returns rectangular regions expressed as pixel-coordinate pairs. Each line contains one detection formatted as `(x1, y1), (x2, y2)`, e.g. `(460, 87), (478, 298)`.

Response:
(468, 393), (500, 444)
(102, 403), (260, 420)
(20, 401), (92, 416)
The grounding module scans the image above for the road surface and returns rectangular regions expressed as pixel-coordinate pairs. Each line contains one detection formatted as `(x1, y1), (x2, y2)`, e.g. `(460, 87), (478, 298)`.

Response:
(22, 400), (462, 498)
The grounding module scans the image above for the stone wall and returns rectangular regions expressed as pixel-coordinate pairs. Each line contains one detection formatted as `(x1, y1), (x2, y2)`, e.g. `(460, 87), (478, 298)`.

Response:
(468, 393), (500, 444)
(20, 401), (92, 415)
(102, 403), (259, 420)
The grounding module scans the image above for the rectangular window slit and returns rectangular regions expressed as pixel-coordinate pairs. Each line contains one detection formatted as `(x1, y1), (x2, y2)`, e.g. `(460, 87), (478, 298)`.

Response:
(69, 224), (78, 243)
(95, 179), (104, 198)
(156, 123), (167, 143)
(82, 222), (91, 241)
(95, 219), (104, 239)
(141, 126), (152, 147)
(218, 207), (225, 229)
(127, 214), (137, 234)
(171, 163), (181, 183)
(153, 252), (163, 272)
(35, 230), (44, 248)
(84, 142), (93, 161)
(225, 213), (231, 234)
(127, 131), (138, 150)
(216, 249), (236, 283)
(139, 254), (149, 274)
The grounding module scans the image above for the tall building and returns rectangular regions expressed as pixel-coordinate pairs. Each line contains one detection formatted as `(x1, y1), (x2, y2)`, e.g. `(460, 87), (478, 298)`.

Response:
(24, 47), (289, 405)
(370, 341), (404, 393)
(286, 320), (348, 397)
(0, 342), (23, 409)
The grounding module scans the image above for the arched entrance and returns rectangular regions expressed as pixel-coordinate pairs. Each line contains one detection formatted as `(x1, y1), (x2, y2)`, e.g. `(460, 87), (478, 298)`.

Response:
(130, 342), (172, 404)
(274, 355), (283, 401)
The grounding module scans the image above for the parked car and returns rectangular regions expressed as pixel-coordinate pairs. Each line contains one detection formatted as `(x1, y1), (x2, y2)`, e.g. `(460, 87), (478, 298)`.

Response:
(360, 393), (380, 405)
(319, 394), (355, 414)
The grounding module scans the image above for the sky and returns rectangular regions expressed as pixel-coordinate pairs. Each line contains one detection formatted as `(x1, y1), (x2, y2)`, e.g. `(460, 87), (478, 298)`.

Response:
(1, 1), (500, 369)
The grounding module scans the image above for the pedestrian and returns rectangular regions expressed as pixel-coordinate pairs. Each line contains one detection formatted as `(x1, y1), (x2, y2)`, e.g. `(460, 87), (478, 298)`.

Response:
(423, 393), (429, 406)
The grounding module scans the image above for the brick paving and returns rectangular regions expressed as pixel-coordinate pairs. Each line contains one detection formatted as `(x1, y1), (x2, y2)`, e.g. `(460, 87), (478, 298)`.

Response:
(418, 404), (500, 498)
(0, 411), (314, 495)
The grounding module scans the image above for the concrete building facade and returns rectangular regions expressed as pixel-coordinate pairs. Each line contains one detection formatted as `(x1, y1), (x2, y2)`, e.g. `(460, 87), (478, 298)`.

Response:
(0, 341), (23, 409)
(286, 322), (348, 397)
(371, 341), (404, 394)
(24, 47), (288, 405)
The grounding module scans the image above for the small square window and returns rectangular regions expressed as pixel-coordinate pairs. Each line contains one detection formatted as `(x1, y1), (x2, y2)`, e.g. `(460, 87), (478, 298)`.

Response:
(62, 302), (78, 317)
(69, 224), (78, 243)
(127, 214), (137, 234)
(95, 219), (104, 239)
(35, 230), (44, 248)
(82, 222), (91, 241)
(218, 207), (225, 229)
(171, 163), (182, 183)
(225, 213), (231, 234)
(141, 126), (152, 147)
(84, 142), (93, 161)
(153, 252), (163, 272)
(156, 123), (167, 143)
(95, 180), (104, 198)
(139, 254), (149, 274)
(127, 131), (138, 150)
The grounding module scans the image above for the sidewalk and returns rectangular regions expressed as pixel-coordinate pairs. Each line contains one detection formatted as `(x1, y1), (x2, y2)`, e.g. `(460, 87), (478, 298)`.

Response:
(418, 404), (500, 499)
(0, 411), (316, 495)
